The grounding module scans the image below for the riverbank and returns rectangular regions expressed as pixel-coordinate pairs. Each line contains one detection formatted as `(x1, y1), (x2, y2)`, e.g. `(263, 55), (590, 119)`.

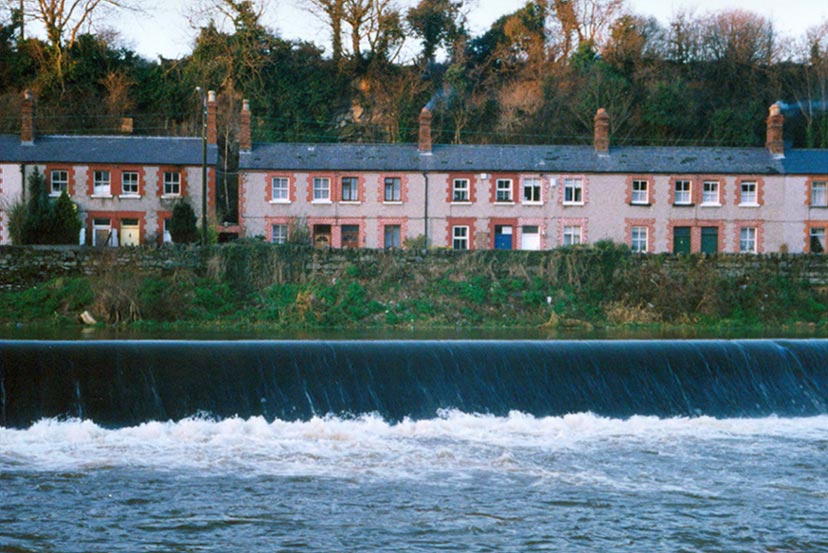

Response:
(1, 242), (827, 335)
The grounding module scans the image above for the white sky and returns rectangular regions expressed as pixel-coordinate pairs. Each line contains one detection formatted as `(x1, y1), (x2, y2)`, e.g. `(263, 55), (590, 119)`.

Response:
(79, 0), (828, 60)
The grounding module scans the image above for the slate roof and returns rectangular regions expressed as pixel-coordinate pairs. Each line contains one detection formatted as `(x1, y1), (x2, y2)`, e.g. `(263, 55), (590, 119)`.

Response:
(240, 141), (828, 175)
(0, 135), (218, 166)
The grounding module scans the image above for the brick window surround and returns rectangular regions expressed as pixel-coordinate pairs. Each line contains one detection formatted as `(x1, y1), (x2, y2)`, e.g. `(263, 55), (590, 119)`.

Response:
(338, 175), (367, 203)
(558, 217), (589, 245)
(698, 176), (725, 205)
(626, 176), (655, 206)
(805, 222), (828, 253)
(666, 219), (725, 252)
(156, 167), (188, 197)
(46, 165), (77, 196)
(625, 218), (656, 252)
(156, 210), (172, 244)
(85, 210), (146, 245)
(806, 176), (828, 207)
(378, 217), (409, 248)
(517, 218), (547, 250)
(559, 175), (589, 205)
(734, 176), (765, 207)
(446, 217), (477, 250)
(87, 165), (146, 197)
(669, 176), (695, 205)
(489, 217), (518, 249)
(266, 173), (297, 203)
(307, 174), (335, 203)
(378, 174), (410, 203)
(490, 174), (518, 204)
(447, 173), (478, 204)
(734, 220), (764, 253)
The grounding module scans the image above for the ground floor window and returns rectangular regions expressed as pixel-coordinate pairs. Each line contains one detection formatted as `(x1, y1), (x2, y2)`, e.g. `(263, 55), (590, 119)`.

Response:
(562, 225), (582, 246)
(384, 225), (401, 249)
(271, 223), (288, 244)
(162, 218), (172, 243)
(740, 227), (757, 253)
(810, 227), (826, 253)
(452, 226), (469, 250)
(342, 225), (360, 248)
(631, 226), (648, 252)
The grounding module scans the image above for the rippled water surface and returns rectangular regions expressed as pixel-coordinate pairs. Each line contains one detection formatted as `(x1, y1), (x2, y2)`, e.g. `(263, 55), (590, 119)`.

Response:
(2, 412), (828, 552)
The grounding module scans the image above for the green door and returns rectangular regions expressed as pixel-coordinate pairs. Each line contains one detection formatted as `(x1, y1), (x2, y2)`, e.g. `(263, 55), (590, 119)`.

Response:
(701, 227), (718, 254)
(673, 226), (691, 254)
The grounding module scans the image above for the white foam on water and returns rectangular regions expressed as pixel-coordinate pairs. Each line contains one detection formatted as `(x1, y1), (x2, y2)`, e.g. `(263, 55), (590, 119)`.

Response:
(2, 412), (827, 480)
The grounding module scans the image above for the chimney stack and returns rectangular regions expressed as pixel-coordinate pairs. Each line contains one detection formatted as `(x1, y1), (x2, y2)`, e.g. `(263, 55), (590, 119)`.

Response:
(766, 103), (784, 158)
(418, 106), (432, 154)
(240, 99), (252, 152)
(21, 89), (34, 145)
(594, 107), (609, 155)
(207, 90), (217, 146)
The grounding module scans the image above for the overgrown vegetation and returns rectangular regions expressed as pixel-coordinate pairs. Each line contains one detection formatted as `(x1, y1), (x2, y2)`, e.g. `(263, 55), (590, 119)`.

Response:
(2, 243), (827, 332)
(8, 168), (82, 245)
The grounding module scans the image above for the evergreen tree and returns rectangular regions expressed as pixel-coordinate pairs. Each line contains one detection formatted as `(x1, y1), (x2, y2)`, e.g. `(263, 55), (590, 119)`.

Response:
(170, 200), (198, 244)
(52, 190), (82, 244)
(22, 167), (52, 244)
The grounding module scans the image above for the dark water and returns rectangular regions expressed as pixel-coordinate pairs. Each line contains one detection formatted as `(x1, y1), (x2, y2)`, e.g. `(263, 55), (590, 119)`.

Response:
(2, 340), (828, 551)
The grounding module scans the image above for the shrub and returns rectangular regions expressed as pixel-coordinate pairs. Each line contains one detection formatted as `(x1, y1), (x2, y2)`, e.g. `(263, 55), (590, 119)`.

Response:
(170, 200), (198, 243)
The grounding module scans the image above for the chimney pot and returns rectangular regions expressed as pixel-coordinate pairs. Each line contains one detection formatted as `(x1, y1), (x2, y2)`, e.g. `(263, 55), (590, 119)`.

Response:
(240, 99), (252, 152)
(21, 89), (35, 144)
(207, 89), (217, 146)
(594, 107), (609, 155)
(766, 103), (784, 158)
(418, 107), (432, 154)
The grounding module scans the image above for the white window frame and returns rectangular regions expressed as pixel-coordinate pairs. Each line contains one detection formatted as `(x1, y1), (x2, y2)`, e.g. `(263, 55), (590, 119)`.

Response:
(495, 179), (513, 203)
(702, 180), (720, 205)
(452, 178), (470, 202)
(563, 178), (583, 205)
(562, 225), (582, 246)
(674, 180), (692, 205)
(740, 227), (757, 253)
(522, 178), (542, 204)
(631, 226), (648, 252)
(452, 226), (469, 250)
(271, 177), (289, 203)
(121, 171), (139, 197)
(50, 170), (68, 196)
(271, 223), (288, 244)
(631, 180), (648, 205)
(93, 170), (111, 197)
(740, 181), (758, 206)
(341, 177), (359, 203)
(384, 177), (401, 202)
(163, 172), (181, 196)
(312, 177), (331, 203)
(811, 181), (827, 207)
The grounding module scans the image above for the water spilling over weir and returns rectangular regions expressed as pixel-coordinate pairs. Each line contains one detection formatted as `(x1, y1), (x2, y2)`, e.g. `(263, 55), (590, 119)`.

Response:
(3, 339), (828, 428)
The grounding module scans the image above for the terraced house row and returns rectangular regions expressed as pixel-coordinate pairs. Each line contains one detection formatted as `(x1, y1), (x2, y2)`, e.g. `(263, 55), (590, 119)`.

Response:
(2, 90), (828, 253)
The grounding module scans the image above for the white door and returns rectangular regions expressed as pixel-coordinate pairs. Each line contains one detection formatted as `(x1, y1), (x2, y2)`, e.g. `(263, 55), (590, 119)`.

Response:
(521, 225), (541, 250)
(93, 219), (113, 247)
(120, 218), (140, 247)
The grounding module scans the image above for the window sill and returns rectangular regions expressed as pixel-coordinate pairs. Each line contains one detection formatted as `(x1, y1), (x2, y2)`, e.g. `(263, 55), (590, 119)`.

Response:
(340, 201), (362, 205)
(494, 201), (515, 206)
(383, 201), (403, 205)
(673, 202), (694, 207)
(700, 202), (722, 208)
(451, 201), (473, 206)
(810, 204), (828, 208)
(91, 194), (113, 199)
(119, 194), (141, 200)
(49, 192), (67, 198)
(269, 199), (291, 205)
(311, 200), (332, 205)
(563, 202), (585, 207)
(161, 194), (181, 199)
(630, 202), (651, 207)
(522, 202), (544, 206)
(738, 203), (760, 208)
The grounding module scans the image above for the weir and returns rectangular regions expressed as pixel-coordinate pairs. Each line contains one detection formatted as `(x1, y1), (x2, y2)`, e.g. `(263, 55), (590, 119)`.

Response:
(1, 340), (828, 428)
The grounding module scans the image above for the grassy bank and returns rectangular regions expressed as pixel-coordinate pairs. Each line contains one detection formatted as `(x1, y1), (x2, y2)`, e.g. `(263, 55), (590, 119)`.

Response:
(2, 242), (828, 333)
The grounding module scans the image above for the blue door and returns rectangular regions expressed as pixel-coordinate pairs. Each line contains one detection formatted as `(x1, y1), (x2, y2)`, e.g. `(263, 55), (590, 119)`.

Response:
(495, 225), (513, 250)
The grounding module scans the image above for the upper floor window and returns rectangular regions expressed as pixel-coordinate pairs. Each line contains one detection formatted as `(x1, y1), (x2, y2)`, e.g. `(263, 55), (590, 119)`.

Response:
(452, 178), (470, 202)
(341, 177), (359, 202)
(164, 172), (181, 196)
(495, 179), (513, 202)
(122, 171), (139, 196)
(93, 170), (111, 196)
(272, 177), (289, 202)
(631, 226), (648, 252)
(631, 179), (648, 205)
(674, 180), (692, 205)
(384, 177), (401, 202)
(563, 178), (583, 205)
(452, 226), (469, 250)
(740, 181), (758, 205)
(702, 180), (720, 205)
(740, 227), (757, 253)
(523, 178), (542, 204)
(50, 170), (68, 195)
(271, 223), (288, 244)
(313, 177), (331, 202)
(562, 225), (582, 246)
(811, 180), (827, 207)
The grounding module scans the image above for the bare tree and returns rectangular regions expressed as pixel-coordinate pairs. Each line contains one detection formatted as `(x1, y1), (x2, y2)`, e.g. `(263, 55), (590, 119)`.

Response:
(548, 0), (627, 57)
(789, 21), (828, 147)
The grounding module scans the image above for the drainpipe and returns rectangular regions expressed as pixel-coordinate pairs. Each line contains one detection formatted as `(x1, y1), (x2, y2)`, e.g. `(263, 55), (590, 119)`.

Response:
(19, 164), (26, 202)
(422, 172), (429, 248)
